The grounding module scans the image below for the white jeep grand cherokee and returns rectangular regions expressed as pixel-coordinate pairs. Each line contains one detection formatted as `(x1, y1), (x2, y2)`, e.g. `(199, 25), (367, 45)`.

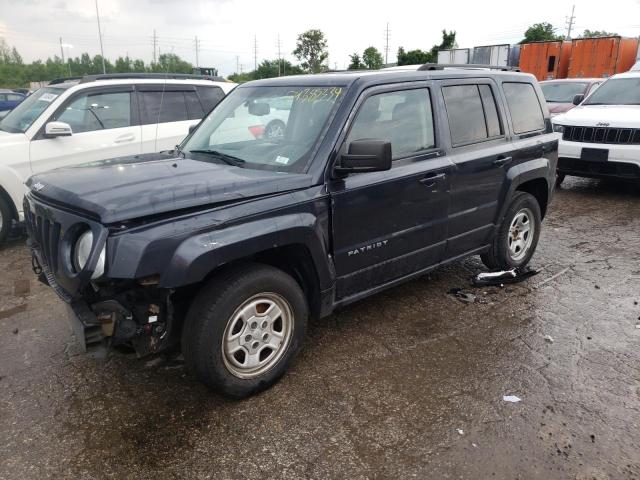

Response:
(552, 71), (640, 186)
(0, 73), (235, 243)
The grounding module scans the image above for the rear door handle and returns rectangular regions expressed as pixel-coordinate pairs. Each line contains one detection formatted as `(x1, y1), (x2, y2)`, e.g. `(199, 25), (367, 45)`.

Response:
(419, 172), (446, 187)
(114, 133), (136, 144)
(493, 156), (513, 167)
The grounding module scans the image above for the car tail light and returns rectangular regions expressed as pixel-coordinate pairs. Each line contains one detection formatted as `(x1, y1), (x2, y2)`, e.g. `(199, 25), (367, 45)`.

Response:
(248, 125), (265, 138)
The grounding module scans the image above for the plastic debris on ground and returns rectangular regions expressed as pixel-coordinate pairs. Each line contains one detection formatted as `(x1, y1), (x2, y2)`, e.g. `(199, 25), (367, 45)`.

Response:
(457, 429), (464, 435)
(472, 266), (538, 287)
(544, 335), (554, 343)
(503, 395), (522, 403)
(448, 288), (476, 304)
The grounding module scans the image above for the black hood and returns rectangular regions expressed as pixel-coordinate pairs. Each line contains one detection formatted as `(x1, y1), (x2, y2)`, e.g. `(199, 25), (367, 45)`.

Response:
(27, 153), (313, 223)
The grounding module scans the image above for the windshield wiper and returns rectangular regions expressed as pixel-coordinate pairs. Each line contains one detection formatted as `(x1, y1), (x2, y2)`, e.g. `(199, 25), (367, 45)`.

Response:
(188, 149), (246, 166)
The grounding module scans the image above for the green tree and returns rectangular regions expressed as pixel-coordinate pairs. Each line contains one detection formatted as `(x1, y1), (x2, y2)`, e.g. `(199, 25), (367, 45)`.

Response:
(362, 47), (384, 70)
(228, 59), (304, 83)
(293, 29), (328, 73)
(150, 53), (192, 74)
(348, 53), (364, 70)
(581, 29), (618, 38)
(397, 30), (457, 66)
(520, 23), (563, 43)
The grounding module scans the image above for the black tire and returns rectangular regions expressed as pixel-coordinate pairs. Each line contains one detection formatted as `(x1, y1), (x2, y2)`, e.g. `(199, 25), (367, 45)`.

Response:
(555, 173), (566, 188)
(264, 120), (285, 138)
(481, 191), (542, 271)
(182, 263), (308, 398)
(0, 196), (14, 245)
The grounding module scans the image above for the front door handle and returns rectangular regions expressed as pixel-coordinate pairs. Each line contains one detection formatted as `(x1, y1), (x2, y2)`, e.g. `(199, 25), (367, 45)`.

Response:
(493, 156), (513, 167)
(114, 133), (136, 144)
(419, 172), (446, 188)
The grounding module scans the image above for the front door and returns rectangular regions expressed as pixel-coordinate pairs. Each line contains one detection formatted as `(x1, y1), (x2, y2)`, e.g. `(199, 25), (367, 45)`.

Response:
(329, 85), (452, 300)
(30, 87), (141, 174)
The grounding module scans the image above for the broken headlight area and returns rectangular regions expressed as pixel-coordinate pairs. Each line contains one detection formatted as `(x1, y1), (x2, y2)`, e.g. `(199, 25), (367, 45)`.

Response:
(71, 280), (181, 358)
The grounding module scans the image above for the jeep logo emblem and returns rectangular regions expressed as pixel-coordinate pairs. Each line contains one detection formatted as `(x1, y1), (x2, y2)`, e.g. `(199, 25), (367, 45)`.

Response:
(596, 122), (610, 127)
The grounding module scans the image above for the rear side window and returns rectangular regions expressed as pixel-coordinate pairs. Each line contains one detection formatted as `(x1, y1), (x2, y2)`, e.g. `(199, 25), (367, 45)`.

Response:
(502, 82), (545, 134)
(443, 84), (502, 145)
(197, 86), (225, 113)
(184, 91), (205, 119)
(346, 88), (435, 160)
(140, 91), (189, 124)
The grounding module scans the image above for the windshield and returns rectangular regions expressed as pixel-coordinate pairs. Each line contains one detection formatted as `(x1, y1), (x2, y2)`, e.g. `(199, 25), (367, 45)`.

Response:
(0, 87), (63, 133)
(540, 82), (588, 103)
(584, 78), (640, 105)
(182, 85), (344, 173)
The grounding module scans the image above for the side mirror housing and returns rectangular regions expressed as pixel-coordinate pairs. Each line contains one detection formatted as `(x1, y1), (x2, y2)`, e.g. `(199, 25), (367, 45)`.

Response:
(572, 93), (584, 106)
(334, 139), (392, 175)
(45, 121), (73, 138)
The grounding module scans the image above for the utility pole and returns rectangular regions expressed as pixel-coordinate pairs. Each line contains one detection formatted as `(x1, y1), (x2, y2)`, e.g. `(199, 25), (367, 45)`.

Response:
(95, 0), (106, 74)
(253, 35), (258, 71)
(194, 36), (200, 67)
(153, 29), (157, 63)
(276, 34), (282, 76)
(384, 22), (390, 65)
(565, 4), (576, 40)
(235, 55), (239, 74)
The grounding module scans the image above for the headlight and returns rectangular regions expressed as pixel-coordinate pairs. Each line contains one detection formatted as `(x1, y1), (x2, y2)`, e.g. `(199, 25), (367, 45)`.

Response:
(553, 124), (565, 133)
(73, 230), (105, 279)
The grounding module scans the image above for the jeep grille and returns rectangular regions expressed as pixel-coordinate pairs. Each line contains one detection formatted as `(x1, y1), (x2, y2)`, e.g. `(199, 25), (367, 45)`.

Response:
(563, 126), (640, 145)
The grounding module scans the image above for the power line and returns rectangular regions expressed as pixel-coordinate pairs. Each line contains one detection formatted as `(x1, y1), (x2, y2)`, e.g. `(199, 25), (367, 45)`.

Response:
(276, 34), (282, 76)
(253, 35), (258, 71)
(152, 29), (157, 63)
(194, 36), (200, 67)
(565, 4), (576, 40)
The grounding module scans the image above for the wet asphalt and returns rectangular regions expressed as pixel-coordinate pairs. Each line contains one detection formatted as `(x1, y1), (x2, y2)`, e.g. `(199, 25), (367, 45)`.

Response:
(1, 176), (639, 480)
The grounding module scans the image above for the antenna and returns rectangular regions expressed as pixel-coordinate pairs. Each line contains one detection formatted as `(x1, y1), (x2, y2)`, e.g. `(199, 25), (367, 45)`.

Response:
(154, 46), (174, 153)
(94, 0), (106, 74)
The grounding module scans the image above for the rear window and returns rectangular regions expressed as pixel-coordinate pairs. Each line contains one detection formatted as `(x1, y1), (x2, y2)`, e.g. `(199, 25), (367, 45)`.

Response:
(197, 86), (225, 113)
(503, 82), (545, 134)
(443, 84), (503, 145)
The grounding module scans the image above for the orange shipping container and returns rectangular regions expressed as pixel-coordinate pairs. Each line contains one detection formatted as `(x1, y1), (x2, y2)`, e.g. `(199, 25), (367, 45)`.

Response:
(519, 41), (572, 81)
(568, 36), (639, 78)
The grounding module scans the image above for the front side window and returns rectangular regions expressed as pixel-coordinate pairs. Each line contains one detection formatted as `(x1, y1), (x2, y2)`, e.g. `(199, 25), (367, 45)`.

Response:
(443, 84), (502, 145)
(182, 85), (344, 172)
(583, 78), (640, 105)
(55, 91), (131, 133)
(0, 87), (64, 133)
(346, 88), (435, 160)
(503, 82), (545, 134)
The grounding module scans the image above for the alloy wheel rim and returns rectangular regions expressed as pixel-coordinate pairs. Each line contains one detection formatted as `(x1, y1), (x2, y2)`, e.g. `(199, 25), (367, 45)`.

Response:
(508, 208), (534, 262)
(221, 292), (293, 379)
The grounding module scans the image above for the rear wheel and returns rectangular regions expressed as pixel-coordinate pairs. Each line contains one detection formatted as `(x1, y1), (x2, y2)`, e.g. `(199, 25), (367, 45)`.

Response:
(481, 192), (541, 271)
(182, 264), (308, 398)
(0, 196), (14, 245)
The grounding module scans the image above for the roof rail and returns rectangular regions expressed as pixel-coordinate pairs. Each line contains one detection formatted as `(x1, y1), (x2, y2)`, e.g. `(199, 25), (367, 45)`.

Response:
(49, 76), (84, 85)
(78, 72), (226, 83)
(418, 63), (521, 72)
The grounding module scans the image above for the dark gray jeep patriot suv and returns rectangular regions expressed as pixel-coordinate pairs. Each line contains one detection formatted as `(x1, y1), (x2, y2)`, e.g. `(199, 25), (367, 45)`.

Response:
(25, 68), (557, 398)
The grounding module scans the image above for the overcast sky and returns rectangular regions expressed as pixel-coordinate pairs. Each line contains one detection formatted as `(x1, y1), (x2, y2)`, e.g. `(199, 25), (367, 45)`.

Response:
(1, 0), (639, 76)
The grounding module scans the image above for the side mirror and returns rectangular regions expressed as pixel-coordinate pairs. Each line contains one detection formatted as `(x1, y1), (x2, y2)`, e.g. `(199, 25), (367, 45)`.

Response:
(572, 94), (584, 106)
(248, 102), (270, 116)
(45, 121), (73, 138)
(188, 124), (197, 134)
(335, 139), (392, 175)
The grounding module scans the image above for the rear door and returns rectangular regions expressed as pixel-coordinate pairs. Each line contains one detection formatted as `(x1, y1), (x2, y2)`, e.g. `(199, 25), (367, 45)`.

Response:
(329, 83), (452, 300)
(29, 86), (141, 174)
(439, 79), (514, 258)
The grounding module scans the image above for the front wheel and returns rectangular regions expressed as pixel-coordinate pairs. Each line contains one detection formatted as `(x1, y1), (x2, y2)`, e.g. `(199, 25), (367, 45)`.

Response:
(0, 196), (14, 245)
(481, 192), (542, 271)
(182, 264), (308, 398)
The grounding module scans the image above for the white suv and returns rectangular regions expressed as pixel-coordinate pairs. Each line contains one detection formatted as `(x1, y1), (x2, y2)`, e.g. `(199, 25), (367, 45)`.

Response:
(552, 72), (640, 186)
(0, 74), (236, 242)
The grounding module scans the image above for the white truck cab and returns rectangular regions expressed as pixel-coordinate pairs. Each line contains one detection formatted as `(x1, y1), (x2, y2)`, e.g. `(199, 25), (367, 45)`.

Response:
(552, 71), (640, 186)
(0, 74), (235, 242)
